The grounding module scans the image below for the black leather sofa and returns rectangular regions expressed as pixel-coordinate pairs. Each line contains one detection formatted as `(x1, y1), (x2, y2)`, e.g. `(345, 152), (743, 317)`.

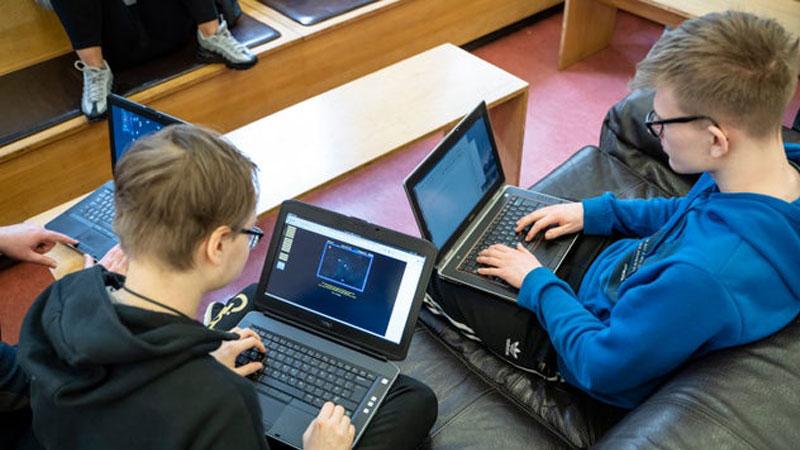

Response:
(397, 90), (800, 449)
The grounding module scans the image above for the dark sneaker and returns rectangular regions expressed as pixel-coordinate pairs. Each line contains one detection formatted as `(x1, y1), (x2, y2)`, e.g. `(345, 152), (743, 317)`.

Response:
(197, 19), (257, 70)
(74, 60), (113, 119)
(203, 301), (225, 327)
(204, 283), (258, 330)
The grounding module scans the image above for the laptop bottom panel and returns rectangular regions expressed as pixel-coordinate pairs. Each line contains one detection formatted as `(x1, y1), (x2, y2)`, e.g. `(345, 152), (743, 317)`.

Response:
(237, 311), (399, 449)
(441, 186), (579, 303)
(45, 180), (118, 260)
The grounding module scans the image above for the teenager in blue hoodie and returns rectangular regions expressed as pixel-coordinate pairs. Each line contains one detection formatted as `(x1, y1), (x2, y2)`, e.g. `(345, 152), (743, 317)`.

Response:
(437, 11), (800, 409)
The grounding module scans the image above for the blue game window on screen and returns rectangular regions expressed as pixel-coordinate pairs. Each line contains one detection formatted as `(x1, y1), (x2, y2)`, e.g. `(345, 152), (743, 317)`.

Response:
(111, 105), (169, 166)
(266, 214), (426, 344)
(412, 116), (501, 249)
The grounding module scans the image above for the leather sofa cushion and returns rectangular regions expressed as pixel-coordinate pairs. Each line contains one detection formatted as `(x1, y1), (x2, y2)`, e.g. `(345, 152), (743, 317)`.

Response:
(399, 319), (577, 449)
(257, 0), (380, 26)
(593, 316), (800, 450)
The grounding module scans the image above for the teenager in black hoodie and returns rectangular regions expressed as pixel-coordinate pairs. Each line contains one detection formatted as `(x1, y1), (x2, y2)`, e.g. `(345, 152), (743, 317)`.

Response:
(18, 125), (437, 450)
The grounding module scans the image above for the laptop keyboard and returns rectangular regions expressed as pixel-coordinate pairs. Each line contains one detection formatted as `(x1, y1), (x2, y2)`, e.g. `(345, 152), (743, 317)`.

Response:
(458, 195), (545, 286)
(236, 325), (377, 417)
(75, 187), (115, 228)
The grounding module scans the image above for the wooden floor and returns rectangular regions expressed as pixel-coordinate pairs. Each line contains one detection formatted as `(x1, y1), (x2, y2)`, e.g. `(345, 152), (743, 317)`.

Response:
(0, 0), (561, 224)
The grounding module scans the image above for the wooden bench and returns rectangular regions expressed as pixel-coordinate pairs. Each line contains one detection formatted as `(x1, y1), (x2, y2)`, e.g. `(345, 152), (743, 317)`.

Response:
(558, 0), (800, 69)
(1, 0), (561, 225)
(29, 43), (529, 278)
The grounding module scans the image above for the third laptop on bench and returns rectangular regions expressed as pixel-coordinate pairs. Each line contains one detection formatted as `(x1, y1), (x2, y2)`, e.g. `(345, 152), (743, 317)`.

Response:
(45, 94), (184, 260)
(235, 200), (436, 449)
(404, 101), (578, 303)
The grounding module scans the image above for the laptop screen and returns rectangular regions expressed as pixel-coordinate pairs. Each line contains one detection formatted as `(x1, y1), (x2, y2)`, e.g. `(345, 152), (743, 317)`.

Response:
(108, 95), (182, 169)
(410, 112), (502, 249)
(264, 213), (427, 345)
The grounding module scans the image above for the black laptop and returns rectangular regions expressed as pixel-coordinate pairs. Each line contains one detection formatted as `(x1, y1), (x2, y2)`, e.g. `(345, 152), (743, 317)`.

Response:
(403, 102), (578, 302)
(235, 200), (436, 449)
(45, 94), (184, 260)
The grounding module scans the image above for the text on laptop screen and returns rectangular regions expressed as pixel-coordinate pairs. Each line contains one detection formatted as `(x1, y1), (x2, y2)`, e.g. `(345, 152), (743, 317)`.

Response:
(265, 214), (427, 344)
(110, 103), (169, 166)
(412, 115), (501, 249)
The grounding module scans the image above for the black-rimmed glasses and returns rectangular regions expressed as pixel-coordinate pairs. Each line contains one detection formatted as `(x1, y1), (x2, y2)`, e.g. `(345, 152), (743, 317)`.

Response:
(644, 110), (720, 138)
(239, 226), (264, 249)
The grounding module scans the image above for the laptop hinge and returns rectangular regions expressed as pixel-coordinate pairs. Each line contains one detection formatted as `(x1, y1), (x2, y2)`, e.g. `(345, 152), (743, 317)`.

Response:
(262, 310), (389, 362)
(440, 186), (509, 268)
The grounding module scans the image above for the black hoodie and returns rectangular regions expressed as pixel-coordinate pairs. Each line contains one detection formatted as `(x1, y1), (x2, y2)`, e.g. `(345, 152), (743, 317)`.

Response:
(18, 266), (270, 449)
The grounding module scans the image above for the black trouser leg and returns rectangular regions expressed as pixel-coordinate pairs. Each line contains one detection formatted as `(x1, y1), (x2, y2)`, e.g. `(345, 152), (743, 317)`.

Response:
(355, 375), (437, 450)
(48, 0), (104, 49)
(50, 0), (149, 68)
(178, 0), (219, 24)
(424, 232), (615, 376)
(426, 274), (557, 375)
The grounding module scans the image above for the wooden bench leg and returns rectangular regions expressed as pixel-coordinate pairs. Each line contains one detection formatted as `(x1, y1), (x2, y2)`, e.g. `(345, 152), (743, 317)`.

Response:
(489, 91), (528, 187)
(558, 0), (618, 69)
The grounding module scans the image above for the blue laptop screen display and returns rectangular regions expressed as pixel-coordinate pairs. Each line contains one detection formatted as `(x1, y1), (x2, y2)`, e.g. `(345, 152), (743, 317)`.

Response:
(412, 115), (501, 249)
(266, 214), (427, 344)
(110, 103), (170, 166)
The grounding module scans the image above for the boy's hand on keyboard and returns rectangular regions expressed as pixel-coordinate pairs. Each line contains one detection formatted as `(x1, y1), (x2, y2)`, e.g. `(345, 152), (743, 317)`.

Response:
(516, 202), (584, 242)
(303, 402), (355, 450)
(211, 327), (266, 377)
(477, 243), (542, 288)
(83, 244), (128, 275)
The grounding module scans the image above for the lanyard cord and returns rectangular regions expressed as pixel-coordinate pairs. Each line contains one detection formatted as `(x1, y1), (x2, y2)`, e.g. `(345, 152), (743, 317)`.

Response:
(121, 285), (195, 322)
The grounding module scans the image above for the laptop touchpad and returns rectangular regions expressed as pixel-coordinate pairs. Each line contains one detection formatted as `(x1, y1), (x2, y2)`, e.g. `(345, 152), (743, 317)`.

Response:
(258, 393), (287, 428)
(76, 230), (111, 257)
(269, 402), (315, 444)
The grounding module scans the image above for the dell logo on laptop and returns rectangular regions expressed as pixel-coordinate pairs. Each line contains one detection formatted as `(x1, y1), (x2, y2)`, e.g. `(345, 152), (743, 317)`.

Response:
(320, 319), (334, 329)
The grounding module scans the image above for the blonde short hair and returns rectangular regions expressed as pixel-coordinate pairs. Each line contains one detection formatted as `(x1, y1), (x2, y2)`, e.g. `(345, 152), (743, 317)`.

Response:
(113, 125), (258, 270)
(631, 11), (799, 138)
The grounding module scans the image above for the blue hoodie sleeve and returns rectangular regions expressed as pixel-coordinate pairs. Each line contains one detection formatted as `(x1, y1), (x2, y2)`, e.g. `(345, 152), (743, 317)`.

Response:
(517, 264), (738, 403)
(582, 193), (684, 237)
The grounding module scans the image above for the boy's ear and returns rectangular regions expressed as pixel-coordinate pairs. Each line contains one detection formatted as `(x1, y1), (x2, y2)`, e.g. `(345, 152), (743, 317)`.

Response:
(708, 124), (729, 159)
(204, 226), (232, 266)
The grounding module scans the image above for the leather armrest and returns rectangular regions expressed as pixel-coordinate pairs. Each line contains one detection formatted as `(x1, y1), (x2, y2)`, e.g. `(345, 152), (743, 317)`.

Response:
(593, 317), (800, 450)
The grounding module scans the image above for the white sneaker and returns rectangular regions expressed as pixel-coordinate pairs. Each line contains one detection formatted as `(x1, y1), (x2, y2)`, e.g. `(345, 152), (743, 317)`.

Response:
(74, 60), (113, 119)
(197, 19), (257, 70)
